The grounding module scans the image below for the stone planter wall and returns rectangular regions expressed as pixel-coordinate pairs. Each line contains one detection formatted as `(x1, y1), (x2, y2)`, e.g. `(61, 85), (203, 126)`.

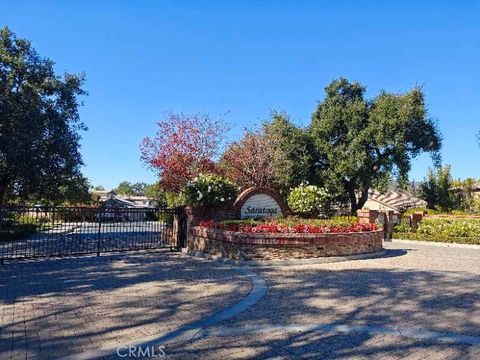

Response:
(189, 227), (384, 260)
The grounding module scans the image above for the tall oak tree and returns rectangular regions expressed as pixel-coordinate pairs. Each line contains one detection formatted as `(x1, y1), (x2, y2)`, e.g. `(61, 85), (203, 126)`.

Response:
(311, 78), (442, 212)
(0, 27), (88, 204)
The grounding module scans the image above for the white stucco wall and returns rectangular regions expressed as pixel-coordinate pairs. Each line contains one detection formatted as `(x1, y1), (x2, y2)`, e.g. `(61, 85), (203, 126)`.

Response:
(362, 199), (396, 212)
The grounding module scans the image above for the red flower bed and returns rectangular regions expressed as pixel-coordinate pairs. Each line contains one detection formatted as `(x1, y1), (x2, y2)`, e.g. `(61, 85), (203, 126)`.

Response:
(198, 220), (378, 234)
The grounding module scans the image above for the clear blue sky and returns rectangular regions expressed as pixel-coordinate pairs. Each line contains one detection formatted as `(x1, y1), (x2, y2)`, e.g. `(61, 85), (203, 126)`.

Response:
(2, 1), (479, 189)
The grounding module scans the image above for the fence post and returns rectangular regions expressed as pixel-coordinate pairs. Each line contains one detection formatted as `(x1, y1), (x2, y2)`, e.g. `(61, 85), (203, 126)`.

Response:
(172, 207), (187, 251)
(97, 209), (102, 257)
(0, 206), (3, 265)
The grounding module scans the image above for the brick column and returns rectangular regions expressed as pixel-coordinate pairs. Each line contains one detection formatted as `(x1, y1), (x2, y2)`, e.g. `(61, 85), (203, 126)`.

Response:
(183, 204), (238, 249)
(184, 206), (195, 249)
(357, 209), (379, 224)
(410, 212), (424, 232)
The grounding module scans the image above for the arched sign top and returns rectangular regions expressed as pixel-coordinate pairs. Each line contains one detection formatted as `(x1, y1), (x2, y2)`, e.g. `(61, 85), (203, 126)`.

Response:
(234, 187), (290, 219)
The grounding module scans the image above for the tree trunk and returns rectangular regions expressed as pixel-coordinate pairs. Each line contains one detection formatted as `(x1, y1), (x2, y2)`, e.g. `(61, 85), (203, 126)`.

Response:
(348, 186), (369, 214)
(348, 187), (358, 214)
(355, 189), (369, 212)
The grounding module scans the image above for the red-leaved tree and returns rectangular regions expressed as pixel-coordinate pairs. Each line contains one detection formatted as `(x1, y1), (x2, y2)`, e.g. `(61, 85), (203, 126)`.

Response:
(220, 130), (279, 190)
(141, 113), (227, 193)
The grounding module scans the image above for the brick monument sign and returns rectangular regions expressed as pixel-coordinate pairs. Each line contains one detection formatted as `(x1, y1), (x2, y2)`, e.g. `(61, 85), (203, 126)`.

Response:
(233, 187), (290, 219)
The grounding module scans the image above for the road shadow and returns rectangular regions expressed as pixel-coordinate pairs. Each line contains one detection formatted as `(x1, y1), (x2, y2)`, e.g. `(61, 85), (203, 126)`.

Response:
(0, 251), (250, 359)
(199, 259), (480, 358)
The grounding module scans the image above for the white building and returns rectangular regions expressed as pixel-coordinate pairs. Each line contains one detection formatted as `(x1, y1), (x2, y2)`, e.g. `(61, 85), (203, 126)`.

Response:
(90, 190), (158, 208)
(90, 190), (158, 221)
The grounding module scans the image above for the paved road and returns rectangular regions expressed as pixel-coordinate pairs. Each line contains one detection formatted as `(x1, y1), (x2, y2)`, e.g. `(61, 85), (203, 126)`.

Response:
(170, 241), (480, 359)
(1, 241), (480, 359)
(0, 251), (251, 359)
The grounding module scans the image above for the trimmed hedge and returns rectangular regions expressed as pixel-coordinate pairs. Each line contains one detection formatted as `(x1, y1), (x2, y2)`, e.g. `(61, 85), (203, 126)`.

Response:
(393, 232), (480, 245)
(393, 217), (480, 245)
(417, 218), (480, 237)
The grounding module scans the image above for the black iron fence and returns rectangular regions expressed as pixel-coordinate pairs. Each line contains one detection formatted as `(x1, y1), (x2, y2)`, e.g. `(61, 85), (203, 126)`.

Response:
(0, 205), (185, 262)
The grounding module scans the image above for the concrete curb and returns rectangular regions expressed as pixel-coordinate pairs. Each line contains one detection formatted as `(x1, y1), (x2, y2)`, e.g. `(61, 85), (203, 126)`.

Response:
(392, 239), (480, 249)
(62, 255), (267, 360)
(185, 249), (387, 267)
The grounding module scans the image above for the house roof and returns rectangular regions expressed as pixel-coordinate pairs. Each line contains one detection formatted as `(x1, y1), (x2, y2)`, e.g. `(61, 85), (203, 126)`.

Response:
(90, 190), (116, 196)
(121, 195), (153, 201)
(103, 196), (138, 208)
(368, 189), (427, 211)
(449, 183), (480, 192)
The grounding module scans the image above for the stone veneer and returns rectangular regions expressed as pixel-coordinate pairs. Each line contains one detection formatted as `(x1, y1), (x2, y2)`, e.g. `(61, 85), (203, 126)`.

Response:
(189, 227), (384, 260)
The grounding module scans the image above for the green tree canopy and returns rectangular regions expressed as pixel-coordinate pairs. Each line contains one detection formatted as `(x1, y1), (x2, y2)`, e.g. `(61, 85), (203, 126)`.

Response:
(58, 174), (92, 205)
(0, 27), (87, 204)
(144, 183), (167, 207)
(263, 111), (318, 194)
(450, 177), (480, 213)
(311, 78), (442, 212)
(114, 181), (148, 196)
(419, 165), (456, 211)
(220, 112), (317, 195)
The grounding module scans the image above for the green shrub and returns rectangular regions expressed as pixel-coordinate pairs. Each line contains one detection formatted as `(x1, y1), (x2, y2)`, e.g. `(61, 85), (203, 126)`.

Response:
(0, 213), (50, 241)
(394, 219), (412, 233)
(221, 219), (264, 226)
(288, 183), (331, 218)
(165, 192), (187, 208)
(0, 224), (37, 241)
(157, 212), (174, 225)
(417, 218), (480, 238)
(450, 209), (468, 215)
(183, 174), (237, 207)
(393, 232), (480, 245)
(403, 208), (470, 216)
(220, 216), (357, 228)
(403, 208), (439, 215)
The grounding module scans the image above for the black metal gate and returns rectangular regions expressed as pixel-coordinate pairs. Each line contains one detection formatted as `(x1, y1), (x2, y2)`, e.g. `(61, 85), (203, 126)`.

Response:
(0, 206), (185, 262)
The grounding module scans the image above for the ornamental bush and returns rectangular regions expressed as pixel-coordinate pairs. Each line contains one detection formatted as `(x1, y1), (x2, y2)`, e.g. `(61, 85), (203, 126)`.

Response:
(417, 217), (480, 238)
(288, 183), (331, 218)
(220, 216), (357, 228)
(183, 174), (237, 207)
(394, 219), (412, 233)
(198, 219), (377, 234)
(393, 232), (480, 245)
